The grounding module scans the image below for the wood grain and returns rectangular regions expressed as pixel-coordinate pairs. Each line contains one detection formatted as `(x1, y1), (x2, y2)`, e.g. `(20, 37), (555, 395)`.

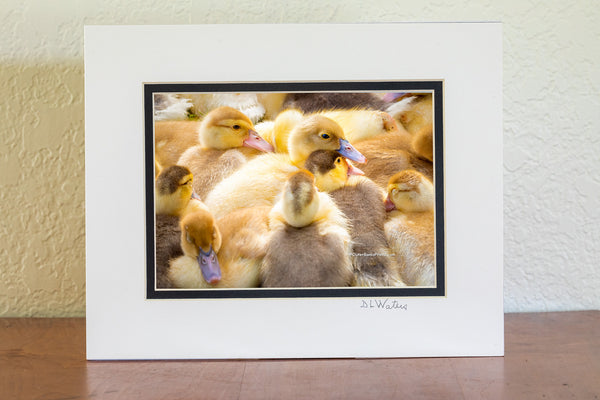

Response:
(0, 312), (598, 399)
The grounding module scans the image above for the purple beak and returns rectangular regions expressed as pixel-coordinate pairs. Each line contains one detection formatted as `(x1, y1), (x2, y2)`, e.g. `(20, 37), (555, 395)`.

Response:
(243, 130), (274, 152)
(337, 139), (366, 164)
(191, 191), (202, 201)
(197, 246), (221, 285)
(382, 92), (406, 102)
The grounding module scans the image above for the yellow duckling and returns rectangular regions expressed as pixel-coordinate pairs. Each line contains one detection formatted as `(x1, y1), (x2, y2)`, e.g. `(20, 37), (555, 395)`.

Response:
(318, 109), (402, 143)
(386, 94), (434, 162)
(261, 170), (353, 287)
(176, 106), (274, 199)
(168, 209), (224, 288)
(204, 115), (366, 219)
(154, 165), (207, 217)
(384, 170), (436, 287)
(154, 119), (202, 168)
(168, 206), (269, 289)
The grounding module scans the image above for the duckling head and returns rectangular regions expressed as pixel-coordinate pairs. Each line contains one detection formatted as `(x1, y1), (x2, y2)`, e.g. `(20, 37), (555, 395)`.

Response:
(180, 210), (223, 285)
(279, 170), (321, 228)
(198, 106), (274, 152)
(304, 150), (364, 192)
(287, 115), (366, 165)
(155, 165), (198, 215)
(385, 169), (434, 213)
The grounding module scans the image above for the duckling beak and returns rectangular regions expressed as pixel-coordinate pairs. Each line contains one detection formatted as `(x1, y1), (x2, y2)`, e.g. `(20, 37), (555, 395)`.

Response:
(243, 130), (274, 152)
(191, 191), (202, 201)
(337, 139), (366, 164)
(384, 195), (396, 212)
(346, 160), (364, 176)
(197, 246), (221, 285)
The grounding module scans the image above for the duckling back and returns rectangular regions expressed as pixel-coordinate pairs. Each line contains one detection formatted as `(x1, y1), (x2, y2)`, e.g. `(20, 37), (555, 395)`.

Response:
(262, 171), (353, 287)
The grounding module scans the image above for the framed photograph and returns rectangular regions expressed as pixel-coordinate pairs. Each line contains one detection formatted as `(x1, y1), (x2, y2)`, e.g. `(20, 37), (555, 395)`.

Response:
(85, 23), (503, 360)
(145, 81), (445, 299)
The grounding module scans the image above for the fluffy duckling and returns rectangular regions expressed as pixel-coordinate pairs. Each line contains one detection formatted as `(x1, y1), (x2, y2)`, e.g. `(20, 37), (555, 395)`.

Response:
(168, 210), (223, 288)
(258, 110), (368, 164)
(204, 116), (366, 219)
(386, 94), (434, 162)
(261, 170), (353, 287)
(154, 119), (202, 168)
(301, 151), (404, 286)
(353, 132), (433, 188)
(154, 165), (207, 288)
(212, 206), (271, 288)
(328, 175), (405, 287)
(411, 123), (434, 162)
(154, 165), (206, 217)
(177, 106), (274, 200)
(255, 109), (304, 153)
(168, 207), (269, 288)
(384, 170), (435, 287)
(318, 109), (403, 143)
(283, 92), (386, 113)
(303, 150), (364, 192)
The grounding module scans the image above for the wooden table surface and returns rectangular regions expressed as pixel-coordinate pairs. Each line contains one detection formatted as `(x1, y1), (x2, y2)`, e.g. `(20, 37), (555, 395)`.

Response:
(1, 311), (598, 399)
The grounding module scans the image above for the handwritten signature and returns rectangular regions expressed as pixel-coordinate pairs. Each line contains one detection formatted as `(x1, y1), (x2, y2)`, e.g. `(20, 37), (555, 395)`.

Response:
(360, 299), (407, 310)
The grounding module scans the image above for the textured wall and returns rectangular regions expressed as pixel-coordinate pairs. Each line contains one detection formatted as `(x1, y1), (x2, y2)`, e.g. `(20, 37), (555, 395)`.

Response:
(0, 1), (598, 316)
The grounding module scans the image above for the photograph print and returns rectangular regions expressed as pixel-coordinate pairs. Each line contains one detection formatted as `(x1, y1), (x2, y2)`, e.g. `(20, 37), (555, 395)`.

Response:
(145, 82), (444, 299)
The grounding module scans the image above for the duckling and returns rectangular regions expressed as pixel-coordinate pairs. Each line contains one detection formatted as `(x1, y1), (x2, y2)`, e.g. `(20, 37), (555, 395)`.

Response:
(303, 150), (364, 192)
(168, 206), (269, 288)
(258, 110), (370, 163)
(261, 170), (353, 287)
(255, 109), (304, 153)
(353, 132), (433, 188)
(384, 170), (435, 287)
(154, 120), (202, 168)
(212, 205), (271, 288)
(154, 165), (207, 288)
(204, 115), (366, 219)
(328, 175), (405, 287)
(168, 209), (223, 288)
(386, 94), (434, 162)
(318, 109), (403, 143)
(411, 123), (434, 162)
(177, 106), (274, 200)
(283, 92), (386, 113)
(388, 94), (433, 136)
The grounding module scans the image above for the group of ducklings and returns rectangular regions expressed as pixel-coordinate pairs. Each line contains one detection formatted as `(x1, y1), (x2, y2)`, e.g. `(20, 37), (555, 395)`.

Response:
(154, 92), (436, 289)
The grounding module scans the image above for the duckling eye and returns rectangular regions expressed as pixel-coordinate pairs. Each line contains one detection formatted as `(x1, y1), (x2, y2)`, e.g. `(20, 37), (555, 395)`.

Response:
(232, 124), (241, 130)
(335, 157), (342, 164)
(320, 133), (330, 139)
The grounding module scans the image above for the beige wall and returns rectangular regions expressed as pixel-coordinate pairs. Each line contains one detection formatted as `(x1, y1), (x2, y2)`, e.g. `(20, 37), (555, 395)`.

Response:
(1, 1), (599, 316)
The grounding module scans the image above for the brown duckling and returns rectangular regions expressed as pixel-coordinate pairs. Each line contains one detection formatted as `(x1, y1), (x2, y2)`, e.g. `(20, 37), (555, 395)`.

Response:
(154, 165), (207, 288)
